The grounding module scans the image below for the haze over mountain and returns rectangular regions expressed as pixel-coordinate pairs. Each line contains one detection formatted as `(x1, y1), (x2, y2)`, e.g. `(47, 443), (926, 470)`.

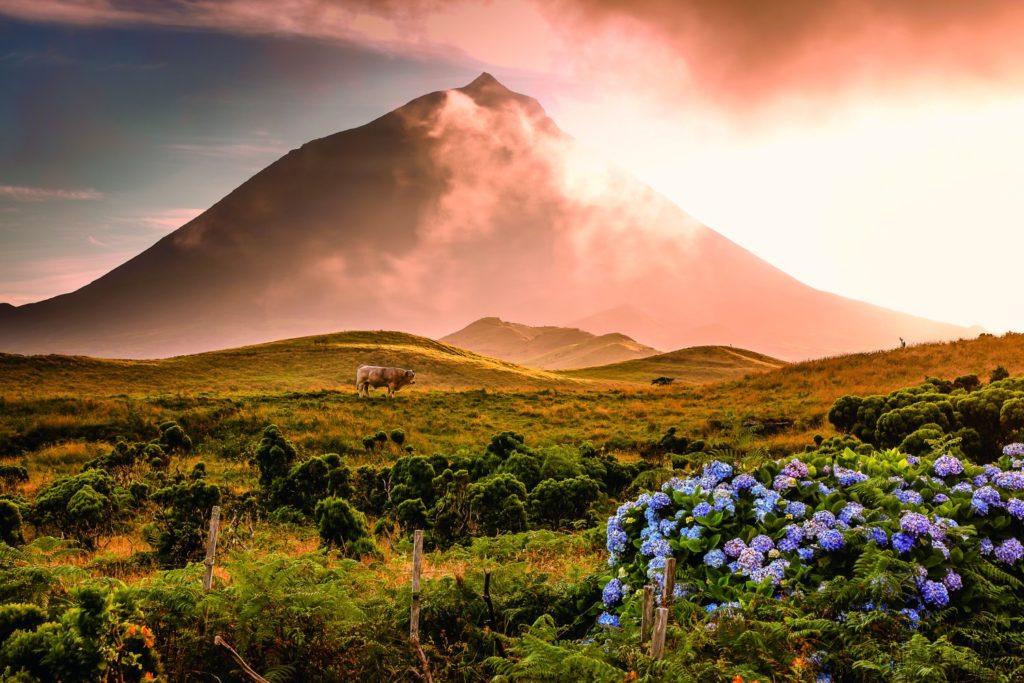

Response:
(441, 317), (658, 370)
(0, 73), (978, 360)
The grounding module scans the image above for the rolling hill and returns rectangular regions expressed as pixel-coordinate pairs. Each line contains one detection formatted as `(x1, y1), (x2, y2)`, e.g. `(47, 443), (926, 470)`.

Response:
(0, 73), (977, 361)
(562, 345), (786, 384)
(440, 317), (659, 369)
(0, 330), (583, 397)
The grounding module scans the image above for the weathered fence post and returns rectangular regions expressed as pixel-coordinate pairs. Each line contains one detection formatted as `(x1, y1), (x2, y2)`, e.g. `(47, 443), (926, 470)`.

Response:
(640, 585), (654, 643)
(203, 505), (221, 592)
(650, 607), (668, 660)
(661, 557), (676, 605)
(409, 529), (433, 683)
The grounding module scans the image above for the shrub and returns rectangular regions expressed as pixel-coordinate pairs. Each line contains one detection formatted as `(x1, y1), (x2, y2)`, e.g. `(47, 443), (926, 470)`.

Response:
(499, 452), (542, 491)
(32, 469), (125, 549)
(0, 500), (24, 546)
(0, 465), (28, 494)
(991, 365), (1010, 383)
(528, 476), (601, 529)
(390, 429), (406, 446)
(157, 421), (193, 454)
(390, 456), (437, 509)
(396, 498), (429, 531)
(538, 447), (583, 481)
(252, 425), (298, 492)
(467, 474), (527, 536)
(953, 374), (981, 392)
(272, 454), (351, 516)
(313, 496), (375, 557)
(150, 475), (221, 567)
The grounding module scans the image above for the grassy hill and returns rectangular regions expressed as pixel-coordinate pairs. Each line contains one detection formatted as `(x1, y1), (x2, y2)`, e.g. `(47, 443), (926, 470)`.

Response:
(0, 330), (583, 397)
(562, 345), (786, 384)
(440, 317), (658, 370)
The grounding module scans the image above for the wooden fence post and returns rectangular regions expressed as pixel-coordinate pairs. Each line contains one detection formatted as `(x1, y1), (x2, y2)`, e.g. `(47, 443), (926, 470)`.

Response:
(203, 505), (221, 592)
(640, 585), (654, 643)
(661, 557), (676, 606)
(409, 530), (433, 683)
(650, 607), (668, 660)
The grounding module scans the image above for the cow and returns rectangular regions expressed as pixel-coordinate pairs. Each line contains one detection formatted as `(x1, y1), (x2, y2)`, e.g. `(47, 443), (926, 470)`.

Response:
(356, 365), (416, 398)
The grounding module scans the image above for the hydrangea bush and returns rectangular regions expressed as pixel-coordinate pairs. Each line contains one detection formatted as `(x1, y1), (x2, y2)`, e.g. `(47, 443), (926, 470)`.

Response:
(601, 442), (1024, 627)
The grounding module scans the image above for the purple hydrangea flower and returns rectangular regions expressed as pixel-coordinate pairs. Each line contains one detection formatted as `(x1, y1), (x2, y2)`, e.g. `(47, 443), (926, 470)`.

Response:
(994, 538), (1024, 565)
(1003, 443), (1024, 457)
(895, 489), (924, 505)
(906, 455), (920, 465)
(943, 570), (962, 592)
(731, 473), (757, 490)
(750, 534), (775, 553)
(974, 474), (989, 487)
(704, 549), (726, 568)
(980, 538), (994, 556)
(921, 580), (949, 607)
(819, 529), (844, 551)
(994, 471), (1024, 490)
(778, 536), (799, 552)
(839, 502), (865, 524)
(782, 459), (810, 479)
(773, 474), (797, 491)
(1008, 498), (1024, 520)
(724, 538), (747, 557)
(892, 532), (915, 554)
(951, 482), (974, 494)
(737, 547), (765, 574)
(971, 486), (1002, 515)
(900, 511), (932, 537)
(813, 510), (837, 528)
(933, 493), (950, 503)
(786, 501), (808, 518)
(933, 454), (964, 477)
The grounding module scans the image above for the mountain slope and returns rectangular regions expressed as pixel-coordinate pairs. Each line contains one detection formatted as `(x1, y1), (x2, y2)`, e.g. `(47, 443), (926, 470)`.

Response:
(562, 345), (786, 384)
(0, 73), (977, 360)
(440, 317), (659, 369)
(0, 330), (582, 396)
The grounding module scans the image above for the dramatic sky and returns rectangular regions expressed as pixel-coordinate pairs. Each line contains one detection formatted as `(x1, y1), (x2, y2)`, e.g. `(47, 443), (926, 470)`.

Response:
(2, 0), (1023, 333)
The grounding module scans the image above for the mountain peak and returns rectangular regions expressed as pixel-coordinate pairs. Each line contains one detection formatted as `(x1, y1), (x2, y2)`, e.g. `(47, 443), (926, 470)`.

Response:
(462, 72), (505, 92)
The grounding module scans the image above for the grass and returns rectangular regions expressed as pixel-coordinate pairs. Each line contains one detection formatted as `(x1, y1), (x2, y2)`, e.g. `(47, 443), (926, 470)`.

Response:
(561, 345), (786, 385)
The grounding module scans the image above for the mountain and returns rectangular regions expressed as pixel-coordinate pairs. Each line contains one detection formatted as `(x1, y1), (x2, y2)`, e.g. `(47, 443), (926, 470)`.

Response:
(0, 73), (979, 360)
(562, 345), (786, 384)
(0, 330), (582, 396)
(440, 317), (659, 370)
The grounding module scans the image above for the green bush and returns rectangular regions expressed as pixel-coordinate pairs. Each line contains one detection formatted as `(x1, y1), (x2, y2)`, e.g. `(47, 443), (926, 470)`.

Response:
(0, 500), (25, 546)
(32, 469), (125, 549)
(314, 496), (375, 558)
(150, 474), (221, 567)
(467, 474), (527, 536)
(252, 425), (298, 492)
(0, 466), (28, 494)
(527, 476), (601, 529)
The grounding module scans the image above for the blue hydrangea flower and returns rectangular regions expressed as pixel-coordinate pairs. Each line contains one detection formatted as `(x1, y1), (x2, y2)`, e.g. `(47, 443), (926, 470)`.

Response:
(892, 532), (915, 554)
(786, 501), (808, 518)
(704, 549), (726, 568)
(813, 510), (837, 528)
(895, 489), (923, 505)
(602, 578), (625, 607)
(921, 580), (949, 607)
(659, 519), (678, 536)
(597, 611), (620, 628)
(1008, 498), (1024, 520)
(980, 538), (994, 555)
(680, 525), (703, 540)
(973, 474), (989, 487)
(994, 471), (1024, 490)
(713, 487), (736, 513)
(839, 502), (865, 524)
(971, 486), (1002, 515)
(640, 536), (672, 557)
(724, 538), (746, 557)
(797, 547), (814, 561)
(994, 538), (1024, 565)
(705, 460), (734, 484)
(778, 536), (799, 552)
(867, 527), (887, 546)
(819, 529), (844, 551)
(933, 493), (949, 503)
(1003, 443), (1024, 457)
(951, 481), (974, 494)
(692, 502), (713, 517)
(731, 473), (757, 490)
(834, 466), (868, 486)
(750, 534), (775, 553)
(933, 454), (964, 477)
(900, 511), (932, 537)
(649, 492), (672, 510)
(773, 474), (797, 491)
(906, 455), (920, 465)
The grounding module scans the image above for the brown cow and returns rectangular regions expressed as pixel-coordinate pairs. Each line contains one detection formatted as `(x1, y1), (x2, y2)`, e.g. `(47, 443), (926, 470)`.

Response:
(356, 365), (416, 398)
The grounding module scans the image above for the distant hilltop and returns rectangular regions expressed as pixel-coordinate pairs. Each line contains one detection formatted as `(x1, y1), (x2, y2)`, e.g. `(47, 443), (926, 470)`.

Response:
(441, 317), (659, 370)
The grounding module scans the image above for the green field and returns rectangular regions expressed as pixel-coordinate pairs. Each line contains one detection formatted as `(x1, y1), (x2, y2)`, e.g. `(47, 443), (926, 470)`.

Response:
(2, 331), (1024, 681)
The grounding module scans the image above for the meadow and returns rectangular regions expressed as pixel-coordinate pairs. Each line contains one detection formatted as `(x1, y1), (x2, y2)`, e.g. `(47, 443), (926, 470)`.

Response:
(2, 330), (1024, 681)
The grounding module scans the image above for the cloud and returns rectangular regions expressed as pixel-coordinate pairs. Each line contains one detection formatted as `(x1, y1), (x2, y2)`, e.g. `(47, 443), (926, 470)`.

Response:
(0, 184), (103, 201)
(117, 208), (204, 232)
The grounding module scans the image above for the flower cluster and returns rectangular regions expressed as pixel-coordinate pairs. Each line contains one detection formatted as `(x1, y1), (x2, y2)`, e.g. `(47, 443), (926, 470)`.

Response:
(602, 445), (1024, 629)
